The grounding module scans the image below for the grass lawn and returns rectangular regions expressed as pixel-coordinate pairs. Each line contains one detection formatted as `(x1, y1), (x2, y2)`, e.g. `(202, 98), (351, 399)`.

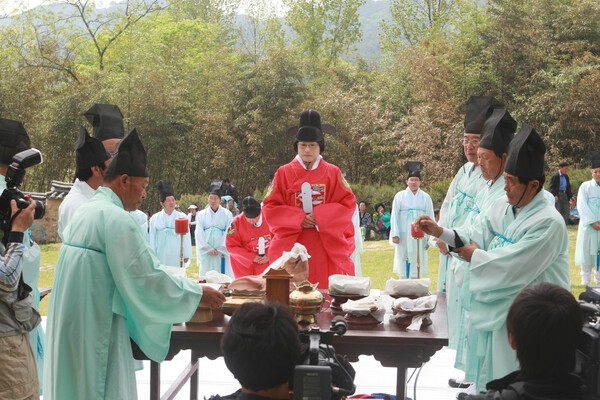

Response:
(36, 224), (585, 316)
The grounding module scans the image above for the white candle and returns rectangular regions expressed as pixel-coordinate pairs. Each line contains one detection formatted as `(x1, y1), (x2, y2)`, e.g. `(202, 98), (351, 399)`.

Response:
(258, 237), (265, 256)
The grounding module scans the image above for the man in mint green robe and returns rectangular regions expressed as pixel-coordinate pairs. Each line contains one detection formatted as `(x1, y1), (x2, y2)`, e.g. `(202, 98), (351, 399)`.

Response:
(44, 130), (225, 400)
(575, 151), (600, 285)
(417, 124), (569, 391)
(443, 106), (515, 379)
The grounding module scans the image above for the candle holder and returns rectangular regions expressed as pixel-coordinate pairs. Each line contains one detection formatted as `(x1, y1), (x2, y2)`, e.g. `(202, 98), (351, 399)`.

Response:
(411, 222), (423, 279)
(175, 217), (188, 269)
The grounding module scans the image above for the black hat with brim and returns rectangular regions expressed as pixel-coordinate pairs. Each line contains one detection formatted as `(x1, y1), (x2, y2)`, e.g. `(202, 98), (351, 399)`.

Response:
(105, 128), (149, 177)
(504, 123), (546, 178)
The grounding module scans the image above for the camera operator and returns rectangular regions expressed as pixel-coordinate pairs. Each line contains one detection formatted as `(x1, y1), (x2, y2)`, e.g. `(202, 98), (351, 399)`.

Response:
(0, 118), (45, 396)
(221, 302), (302, 400)
(462, 282), (585, 400)
(0, 195), (39, 399)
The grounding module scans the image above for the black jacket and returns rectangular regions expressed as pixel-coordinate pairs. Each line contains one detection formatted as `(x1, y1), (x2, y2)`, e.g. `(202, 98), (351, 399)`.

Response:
(548, 171), (572, 199)
(464, 370), (585, 400)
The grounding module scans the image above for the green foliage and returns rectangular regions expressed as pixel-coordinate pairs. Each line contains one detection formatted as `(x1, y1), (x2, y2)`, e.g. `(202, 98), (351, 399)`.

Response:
(1, 0), (600, 199)
(284, 0), (365, 67)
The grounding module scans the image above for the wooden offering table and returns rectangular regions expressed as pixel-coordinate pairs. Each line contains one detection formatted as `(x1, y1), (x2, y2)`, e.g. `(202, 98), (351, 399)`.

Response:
(132, 293), (448, 400)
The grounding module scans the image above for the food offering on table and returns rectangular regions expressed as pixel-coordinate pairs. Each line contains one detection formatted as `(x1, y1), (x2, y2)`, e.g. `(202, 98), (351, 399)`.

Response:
(199, 270), (233, 285)
(262, 242), (309, 288)
(328, 274), (371, 313)
(384, 277), (430, 298)
(188, 283), (227, 324)
(220, 275), (266, 316)
(341, 295), (385, 327)
(289, 280), (326, 327)
(390, 295), (437, 330)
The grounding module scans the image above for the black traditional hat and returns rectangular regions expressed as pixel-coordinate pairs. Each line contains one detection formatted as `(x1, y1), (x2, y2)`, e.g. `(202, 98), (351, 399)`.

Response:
(464, 96), (504, 134)
(83, 104), (125, 141)
(75, 126), (110, 170)
(288, 110), (336, 153)
(478, 108), (517, 156)
(104, 128), (148, 177)
(242, 196), (261, 218)
(504, 123), (546, 178)
(209, 180), (223, 197)
(0, 118), (31, 164)
(156, 179), (175, 202)
(590, 151), (600, 169)
(405, 161), (423, 180)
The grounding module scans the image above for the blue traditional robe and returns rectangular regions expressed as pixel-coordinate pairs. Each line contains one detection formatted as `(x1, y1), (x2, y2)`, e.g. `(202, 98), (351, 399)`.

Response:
(195, 206), (233, 277)
(575, 179), (600, 268)
(389, 187), (434, 278)
(44, 187), (203, 400)
(149, 209), (191, 268)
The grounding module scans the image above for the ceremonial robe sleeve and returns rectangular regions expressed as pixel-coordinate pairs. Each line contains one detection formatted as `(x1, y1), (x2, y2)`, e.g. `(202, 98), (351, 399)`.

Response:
(469, 207), (569, 330)
(389, 192), (402, 240)
(578, 183), (598, 226)
(438, 174), (458, 229)
(148, 215), (158, 254)
(311, 168), (356, 239)
(262, 170), (309, 239)
(226, 219), (256, 276)
(106, 212), (202, 361)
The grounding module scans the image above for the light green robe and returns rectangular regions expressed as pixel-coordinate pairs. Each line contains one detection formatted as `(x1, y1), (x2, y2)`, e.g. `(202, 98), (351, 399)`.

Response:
(44, 187), (203, 400)
(575, 179), (600, 267)
(389, 188), (434, 278)
(435, 162), (485, 350)
(460, 190), (570, 390)
(451, 175), (506, 374)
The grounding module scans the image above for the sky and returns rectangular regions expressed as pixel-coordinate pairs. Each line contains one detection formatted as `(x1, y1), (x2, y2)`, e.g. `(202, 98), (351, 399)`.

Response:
(0, 0), (115, 15)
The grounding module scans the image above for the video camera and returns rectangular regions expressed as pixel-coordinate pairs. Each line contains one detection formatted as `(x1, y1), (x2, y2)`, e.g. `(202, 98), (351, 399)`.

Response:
(0, 148), (45, 246)
(293, 318), (356, 400)
(576, 286), (600, 400)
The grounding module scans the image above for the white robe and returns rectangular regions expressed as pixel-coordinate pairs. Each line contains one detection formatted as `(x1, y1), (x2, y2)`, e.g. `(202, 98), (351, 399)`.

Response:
(389, 188), (434, 278)
(575, 179), (600, 267)
(195, 206), (233, 277)
(149, 209), (192, 268)
(58, 178), (95, 240)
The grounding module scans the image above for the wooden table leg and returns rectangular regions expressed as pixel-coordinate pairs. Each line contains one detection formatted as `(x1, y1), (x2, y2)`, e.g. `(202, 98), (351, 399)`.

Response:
(396, 367), (408, 400)
(150, 360), (161, 400)
(190, 351), (199, 400)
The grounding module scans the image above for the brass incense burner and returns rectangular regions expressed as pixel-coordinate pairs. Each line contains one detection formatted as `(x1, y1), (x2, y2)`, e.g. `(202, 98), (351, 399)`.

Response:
(289, 280), (324, 327)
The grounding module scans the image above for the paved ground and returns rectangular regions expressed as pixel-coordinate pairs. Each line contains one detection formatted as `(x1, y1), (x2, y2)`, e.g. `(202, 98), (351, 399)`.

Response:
(134, 346), (466, 400)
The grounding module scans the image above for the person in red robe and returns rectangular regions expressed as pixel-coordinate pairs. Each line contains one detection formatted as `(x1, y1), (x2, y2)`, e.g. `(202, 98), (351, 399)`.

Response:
(262, 110), (356, 286)
(226, 196), (273, 277)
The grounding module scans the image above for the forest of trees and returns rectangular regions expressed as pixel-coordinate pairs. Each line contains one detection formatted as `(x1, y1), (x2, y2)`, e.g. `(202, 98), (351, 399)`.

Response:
(1, 0), (600, 210)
